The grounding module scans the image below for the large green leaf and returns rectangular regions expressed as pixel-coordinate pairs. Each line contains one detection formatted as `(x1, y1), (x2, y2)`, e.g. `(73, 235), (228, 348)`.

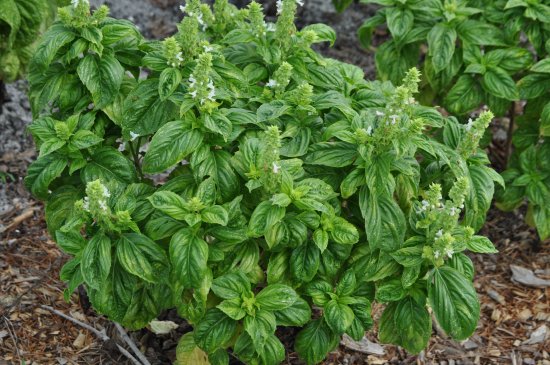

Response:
(444, 75), (484, 115)
(116, 233), (168, 283)
(394, 297), (432, 354)
(295, 319), (339, 365)
(81, 233), (112, 290)
(428, 266), (480, 341)
(32, 23), (75, 70)
(386, 7), (413, 40)
(143, 121), (203, 173)
(170, 229), (209, 288)
(25, 153), (67, 199)
(324, 299), (354, 334)
(481, 67), (518, 100)
(77, 52), (124, 109)
(194, 309), (237, 353)
(256, 284), (298, 311)
(427, 23), (457, 73)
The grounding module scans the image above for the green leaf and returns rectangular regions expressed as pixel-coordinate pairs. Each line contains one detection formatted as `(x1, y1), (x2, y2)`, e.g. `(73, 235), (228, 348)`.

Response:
(390, 245), (424, 267)
(295, 319), (339, 365)
(302, 24), (336, 46)
(428, 267), (480, 341)
(116, 233), (168, 283)
(534, 206), (550, 240)
(457, 20), (504, 46)
(256, 284), (298, 311)
(148, 191), (188, 220)
(386, 7), (413, 40)
(70, 130), (103, 150)
(81, 233), (111, 290)
(55, 230), (86, 255)
(305, 142), (357, 167)
(275, 297), (311, 326)
(291, 241), (320, 283)
(174, 333), (211, 365)
(324, 299), (354, 334)
(204, 111), (233, 141)
(33, 24), (76, 70)
(243, 310), (276, 349)
(159, 67), (182, 101)
(201, 205), (229, 226)
(448, 253), (474, 281)
(122, 78), (178, 136)
(248, 201), (285, 237)
(217, 298), (246, 320)
(77, 53), (124, 109)
(212, 272), (250, 299)
(313, 229), (329, 252)
(394, 297), (432, 354)
(82, 147), (137, 191)
(170, 229), (209, 288)
(330, 218), (359, 245)
(481, 67), (518, 100)
(375, 41), (419, 85)
(25, 154), (67, 199)
(466, 235), (498, 253)
(376, 278), (405, 302)
(427, 23), (457, 73)
(194, 309), (237, 353)
(531, 58), (550, 74)
(143, 121), (203, 174)
(518, 73), (550, 99)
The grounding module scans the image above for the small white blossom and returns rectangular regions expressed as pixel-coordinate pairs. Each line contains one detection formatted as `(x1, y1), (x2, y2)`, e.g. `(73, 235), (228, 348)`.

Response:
(366, 126), (373, 136)
(445, 247), (454, 258)
(276, 0), (283, 15)
(179, 4), (186, 13)
(375, 110), (384, 117)
(459, 203), (464, 209)
(266, 23), (276, 32)
(190, 90), (197, 99)
(434, 250), (441, 259)
(296, 0), (304, 6)
(72, 0), (88, 8)
(421, 200), (429, 211)
(103, 186), (111, 198)
(449, 207), (457, 216)
(436, 229), (443, 238)
(266, 79), (277, 88)
(98, 200), (108, 211)
(408, 97), (415, 104)
(130, 131), (139, 141)
(207, 88), (216, 101)
(83, 197), (90, 212)
(176, 52), (184, 62)
(389, 114), (399, 125)
(272, 162), (281, 174)
(203, 45), (214, 53)
(189, 74), (196, 87)
(465, 118), (474, 131)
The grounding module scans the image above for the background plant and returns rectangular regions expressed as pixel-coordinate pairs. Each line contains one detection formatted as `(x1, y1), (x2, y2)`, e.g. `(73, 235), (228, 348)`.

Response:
(0, 0), (67, 91)
(26, 0), (502, 364)
(333, 0), (550, 241)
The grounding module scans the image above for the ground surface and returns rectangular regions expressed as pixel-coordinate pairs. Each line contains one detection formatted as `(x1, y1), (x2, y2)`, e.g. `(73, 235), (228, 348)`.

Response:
(1, 0), (549, 364)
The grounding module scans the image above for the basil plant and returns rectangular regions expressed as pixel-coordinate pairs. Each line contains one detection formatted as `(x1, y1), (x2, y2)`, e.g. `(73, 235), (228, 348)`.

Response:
(0, 0), (66, 84)
(333, 0), (550, 241)
(26, 0), (502, 364)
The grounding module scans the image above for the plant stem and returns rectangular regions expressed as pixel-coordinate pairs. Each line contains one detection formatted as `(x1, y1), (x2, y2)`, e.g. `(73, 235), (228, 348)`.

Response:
(505, 101), (516, 167)
(129, 138), (144, 180)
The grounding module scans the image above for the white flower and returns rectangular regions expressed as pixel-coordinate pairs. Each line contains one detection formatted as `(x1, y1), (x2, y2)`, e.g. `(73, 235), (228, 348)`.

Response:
(434, 250), (440, 259)
(207, 88), (216, 101)
(207, 80), (214, 90)
(190, 90), (197, 99)
(366, 126), (373, 136)
(459, 203), (464, 209)
(203, 45), (214, 52)
(408, 97), (415, 104)
(389, 114), (399, 125)
(375, 110), (384, 117)
(296, 0), (304, 6)
(179, 4), (186, 13)
(465, 118), (474, 131)
(99, 200), (108, 211)
(276, 0), (283, 15)
(272, 162), (281, 174)
(266, 79), (277, 88)
(189, 74), (196, 87)
(72, 0), (87, 8)
(436, 229), (443, 238)
(421, 200), (429, 211)
(445, 247), (453, 258)
(449, 207), (457, 216)
(176, 52), (184, 62)
(83, 197), (90, 212)
(103, 186), (111, 198)
(266, 23), (276, 32)
(130, 131), (139, 141)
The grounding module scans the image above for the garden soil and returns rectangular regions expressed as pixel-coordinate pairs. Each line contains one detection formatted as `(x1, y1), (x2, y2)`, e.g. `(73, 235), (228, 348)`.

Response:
(1, 0), (549, 364)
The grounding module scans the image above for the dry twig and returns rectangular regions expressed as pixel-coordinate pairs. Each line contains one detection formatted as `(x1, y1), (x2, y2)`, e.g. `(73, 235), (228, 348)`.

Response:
(114, 322), (151, 365)
(0, 207), (38, 234)
(40, 305), (144, 365)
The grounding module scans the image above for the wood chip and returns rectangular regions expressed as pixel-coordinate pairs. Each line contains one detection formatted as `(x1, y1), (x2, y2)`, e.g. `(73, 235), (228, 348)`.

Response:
(340, 334), (385, 355)
(72, 332), (86, 348)
(511, 265), (550, 288)
(523, 325), (548, 345)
